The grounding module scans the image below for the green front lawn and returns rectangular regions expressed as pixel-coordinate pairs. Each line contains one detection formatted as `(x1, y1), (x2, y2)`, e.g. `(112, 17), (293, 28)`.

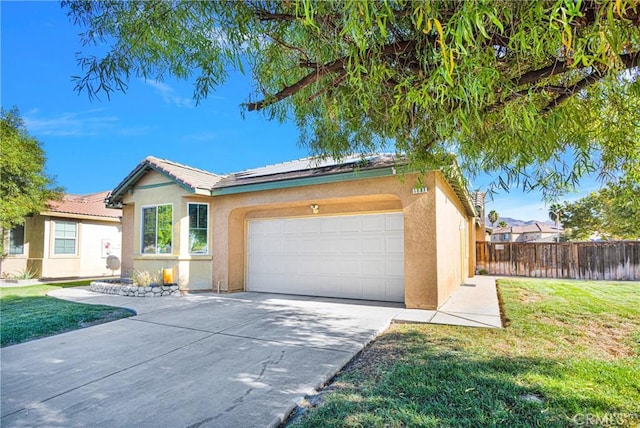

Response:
(291, 278), (640, 427)
(0, 281), (134, 347)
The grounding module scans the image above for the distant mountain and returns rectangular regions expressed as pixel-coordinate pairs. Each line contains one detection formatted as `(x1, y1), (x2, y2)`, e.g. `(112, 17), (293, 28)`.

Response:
(486, 216), (556, 228)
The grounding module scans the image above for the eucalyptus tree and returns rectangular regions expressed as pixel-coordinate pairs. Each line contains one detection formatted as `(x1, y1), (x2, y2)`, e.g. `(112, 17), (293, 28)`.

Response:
(63, 0), (640, 197)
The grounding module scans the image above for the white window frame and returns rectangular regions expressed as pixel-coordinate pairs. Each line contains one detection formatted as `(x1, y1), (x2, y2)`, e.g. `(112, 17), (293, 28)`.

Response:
(54, 221), (78, 255)
(187, 202), (209, 255)
(141, 204), (173, 255)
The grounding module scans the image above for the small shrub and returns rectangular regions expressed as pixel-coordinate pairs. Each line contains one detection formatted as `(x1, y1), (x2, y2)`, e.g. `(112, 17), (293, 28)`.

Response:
(12, 267), (39, 280)
(478, 269), (489, 275)
(130, 269), (158, 287)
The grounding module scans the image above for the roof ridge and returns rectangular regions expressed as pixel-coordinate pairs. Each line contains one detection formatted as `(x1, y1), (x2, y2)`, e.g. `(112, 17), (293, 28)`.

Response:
(146, 156), (223, 178)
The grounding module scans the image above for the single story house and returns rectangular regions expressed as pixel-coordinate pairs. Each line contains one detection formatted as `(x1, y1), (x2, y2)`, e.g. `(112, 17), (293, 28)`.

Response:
(106, 154), (478, 309)
(1, 192), (122, 279)
(490, 222), (563, 243)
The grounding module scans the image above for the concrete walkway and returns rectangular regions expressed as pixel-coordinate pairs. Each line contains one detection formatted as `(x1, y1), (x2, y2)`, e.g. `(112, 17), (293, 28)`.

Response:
(1, 277), (500, 428)
(393, 275), (503, 328)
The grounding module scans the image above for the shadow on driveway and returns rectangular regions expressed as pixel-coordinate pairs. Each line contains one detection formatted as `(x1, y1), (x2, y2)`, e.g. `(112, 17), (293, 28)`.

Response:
(1, 291), (403, 427)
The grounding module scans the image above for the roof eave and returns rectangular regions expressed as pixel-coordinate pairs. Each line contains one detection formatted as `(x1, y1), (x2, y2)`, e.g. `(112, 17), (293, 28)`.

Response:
(40, 211), (121, 222)
(107, 159), (197, 206)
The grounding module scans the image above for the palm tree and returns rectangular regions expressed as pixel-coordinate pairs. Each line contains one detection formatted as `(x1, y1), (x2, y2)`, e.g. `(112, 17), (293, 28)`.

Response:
(488, 210), (499, 227)
(498, 220), (508, 228)
(548, 203), (563, 242)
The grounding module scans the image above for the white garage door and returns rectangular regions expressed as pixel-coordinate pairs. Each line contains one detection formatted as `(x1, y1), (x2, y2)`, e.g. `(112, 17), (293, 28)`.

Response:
(247, 212), (404, 302)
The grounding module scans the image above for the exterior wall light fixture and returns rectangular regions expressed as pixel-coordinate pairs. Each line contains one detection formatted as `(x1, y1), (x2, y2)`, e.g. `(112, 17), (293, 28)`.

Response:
(310, 204), (319, 214)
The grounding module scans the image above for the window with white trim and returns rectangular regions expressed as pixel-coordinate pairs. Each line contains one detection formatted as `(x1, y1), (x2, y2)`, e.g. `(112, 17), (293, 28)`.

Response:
(9, 224), (25, 255)
(188, 203), (208, 254)
(54, 221), (77, 254)
(142, 204), (172, 254)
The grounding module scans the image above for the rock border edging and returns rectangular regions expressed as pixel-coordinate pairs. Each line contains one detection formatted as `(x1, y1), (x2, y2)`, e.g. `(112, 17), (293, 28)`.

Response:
(90, 281), (180, 297)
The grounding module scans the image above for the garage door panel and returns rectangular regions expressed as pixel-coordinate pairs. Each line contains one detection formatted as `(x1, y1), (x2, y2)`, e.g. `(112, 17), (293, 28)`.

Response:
(361, 259), (385, 275)
(362, 237), (383, 254)
(386, 258), (404, 277)
(248, 213), (404, 302)
(339, 238), (361, 254)
(361, 278), (387, 301)
(339, 258), (361, 275)
(361, 215), (384, 231)
(282, 239), (299, 254)
(340, 217), (361, 232)
(298, 218), (319, 234)
(320, 220), (340, 233)
(386, 236), (404, 254)
(385, 215), (404, 231)
(299, 238), (319, 254)
(318, 238), (336, 254)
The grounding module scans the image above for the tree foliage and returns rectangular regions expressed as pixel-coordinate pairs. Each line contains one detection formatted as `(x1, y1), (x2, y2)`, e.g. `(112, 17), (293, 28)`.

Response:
(0, 108), (62, 251)
(561, 179), (640, 240)
(488, 209), (499, 227)
(62, 0), (640, 196)
(548, 203), (564, 223)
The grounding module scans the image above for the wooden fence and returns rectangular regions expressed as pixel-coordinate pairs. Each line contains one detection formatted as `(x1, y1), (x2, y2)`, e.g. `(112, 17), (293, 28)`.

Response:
(476, 241), (640, 280)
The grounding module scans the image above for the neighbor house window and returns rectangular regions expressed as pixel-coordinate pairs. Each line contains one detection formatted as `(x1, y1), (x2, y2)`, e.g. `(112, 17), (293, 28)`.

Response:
(8, 224), (25, 255)
(188, 203), (208, 254)
(142, 204), (172, 254)
(54, 221), (77, 254)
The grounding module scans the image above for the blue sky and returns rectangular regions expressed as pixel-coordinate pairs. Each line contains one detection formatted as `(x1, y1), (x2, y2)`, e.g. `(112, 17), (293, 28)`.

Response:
(1, 1), (597, 221)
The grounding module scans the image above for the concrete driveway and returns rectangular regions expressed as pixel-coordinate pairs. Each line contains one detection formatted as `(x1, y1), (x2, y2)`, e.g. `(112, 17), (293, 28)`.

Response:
(1, 291), (404, 427)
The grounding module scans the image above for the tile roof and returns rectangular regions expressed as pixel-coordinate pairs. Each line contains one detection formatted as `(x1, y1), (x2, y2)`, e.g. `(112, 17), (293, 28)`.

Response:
(46, 191), (121, 219)
(145, 156), (223, 191)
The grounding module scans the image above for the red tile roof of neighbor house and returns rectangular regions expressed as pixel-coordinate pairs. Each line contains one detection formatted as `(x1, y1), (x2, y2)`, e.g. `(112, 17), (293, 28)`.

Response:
(46, 191), (121, 219)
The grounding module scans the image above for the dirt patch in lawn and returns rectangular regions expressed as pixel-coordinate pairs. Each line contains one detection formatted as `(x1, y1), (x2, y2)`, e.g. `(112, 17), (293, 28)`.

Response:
(537, 315), (637, 359)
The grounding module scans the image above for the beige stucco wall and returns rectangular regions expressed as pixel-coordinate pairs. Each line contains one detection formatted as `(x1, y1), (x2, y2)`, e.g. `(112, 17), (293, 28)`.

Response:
(0, 216), (37, 277)
(2, 215), (122, 279)
(121, 204), (135, 276)
(40, 216), (122, 278)
(119, 169), (475, 308)
(122, 171), (213, 289)
(434, 173), (473, 307)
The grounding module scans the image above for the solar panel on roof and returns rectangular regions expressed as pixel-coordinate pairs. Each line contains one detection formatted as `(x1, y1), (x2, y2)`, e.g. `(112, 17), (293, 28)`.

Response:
(233, 154), (383, 178)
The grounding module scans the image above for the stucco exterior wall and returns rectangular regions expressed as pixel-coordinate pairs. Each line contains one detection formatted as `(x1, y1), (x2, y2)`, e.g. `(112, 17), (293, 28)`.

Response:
(210, 172), (453, 309)
(121, 204), (135, 276)
(122, 171), (213, 289)
(434, 173), (471, 307)
(40, 217), (122, 278)
(3, 215), (122, 279)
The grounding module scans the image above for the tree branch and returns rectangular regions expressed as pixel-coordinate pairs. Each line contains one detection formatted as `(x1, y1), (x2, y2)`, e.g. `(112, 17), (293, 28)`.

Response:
(255, 10), (297, 22)
(247, 40), (416, 111)
(512, 61), (573, 86)
(541, 71), (604, 112)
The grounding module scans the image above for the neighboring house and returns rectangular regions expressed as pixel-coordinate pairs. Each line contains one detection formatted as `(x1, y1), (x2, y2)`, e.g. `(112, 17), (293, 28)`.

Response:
(490, 222), (562, 243)
(106, 154), (479, 310)
(2, 192), (122, 279)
